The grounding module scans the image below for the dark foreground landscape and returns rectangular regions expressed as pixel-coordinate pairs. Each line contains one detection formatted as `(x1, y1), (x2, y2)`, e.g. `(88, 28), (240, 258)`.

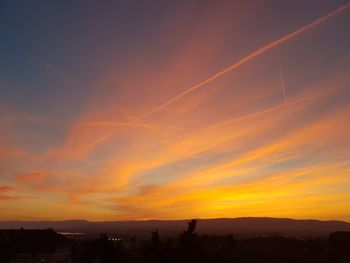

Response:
(1, 218), (350, 263)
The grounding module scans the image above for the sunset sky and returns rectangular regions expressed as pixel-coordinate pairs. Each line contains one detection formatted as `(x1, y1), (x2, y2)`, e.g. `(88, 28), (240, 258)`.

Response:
(1, 0), (350, 221)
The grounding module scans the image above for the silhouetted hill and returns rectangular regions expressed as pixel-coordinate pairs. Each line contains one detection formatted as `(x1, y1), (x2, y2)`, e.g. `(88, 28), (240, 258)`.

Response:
(1, 217), (350, 238)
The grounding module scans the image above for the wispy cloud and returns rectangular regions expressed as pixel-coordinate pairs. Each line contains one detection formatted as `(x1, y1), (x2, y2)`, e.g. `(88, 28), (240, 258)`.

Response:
(1, 1), (350, 221)
(16, 172), (47, 182)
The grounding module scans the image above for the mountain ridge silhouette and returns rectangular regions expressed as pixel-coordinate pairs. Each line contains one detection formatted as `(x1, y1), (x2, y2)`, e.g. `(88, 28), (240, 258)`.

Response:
(1, 217), (350, 238)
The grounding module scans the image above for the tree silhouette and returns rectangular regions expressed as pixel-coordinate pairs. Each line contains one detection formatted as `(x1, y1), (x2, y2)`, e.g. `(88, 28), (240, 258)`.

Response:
(152, 228), (160, 247)
(178, 219), (198, 260)
(186, 219), (197, 234)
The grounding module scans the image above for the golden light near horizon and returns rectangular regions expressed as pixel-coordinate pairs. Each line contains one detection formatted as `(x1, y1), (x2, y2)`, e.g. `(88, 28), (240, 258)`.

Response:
(0, 1), (350, 221)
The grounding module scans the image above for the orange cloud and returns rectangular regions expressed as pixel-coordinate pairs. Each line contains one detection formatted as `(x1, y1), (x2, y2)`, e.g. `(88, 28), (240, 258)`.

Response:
(16, 172), (46, 182)
(0, 186), (14, 193)
(1, 1), (350, 221)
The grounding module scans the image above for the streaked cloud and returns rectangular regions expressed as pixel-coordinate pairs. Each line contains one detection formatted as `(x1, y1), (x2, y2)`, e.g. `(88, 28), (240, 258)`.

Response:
(0, 1), (349, 221)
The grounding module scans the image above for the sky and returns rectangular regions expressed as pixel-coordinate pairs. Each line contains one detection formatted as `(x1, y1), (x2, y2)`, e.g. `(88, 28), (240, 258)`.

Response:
(0, 0), (350, 221)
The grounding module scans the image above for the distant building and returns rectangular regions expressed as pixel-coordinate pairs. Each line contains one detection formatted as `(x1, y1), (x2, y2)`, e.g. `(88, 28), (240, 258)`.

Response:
(0, 229), (73, 263)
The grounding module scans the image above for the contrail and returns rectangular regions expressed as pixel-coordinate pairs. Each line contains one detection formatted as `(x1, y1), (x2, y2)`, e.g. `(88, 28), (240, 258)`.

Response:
(79, 3), (350, 151)
(159, 105), (285, 144)
(77, 121), (152, 128)
(160, 85), (347, 144)
(277, 46), (289, 107)
(77, 119), (194, 152)
(78, 130), (120, 152)
(140, 3), (350, 118)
